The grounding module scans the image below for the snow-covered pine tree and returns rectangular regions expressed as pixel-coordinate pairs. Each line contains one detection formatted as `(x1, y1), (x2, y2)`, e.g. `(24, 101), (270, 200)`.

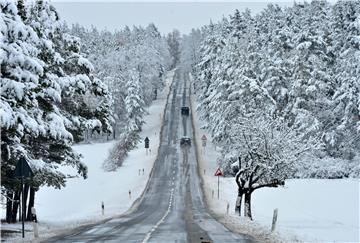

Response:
(125, 68), (146, 133)
(180, 28), (203, 75)
(0, 0), (113, 223)
(1, 0), (46, 223)
(167, 29), (181, 69)
(327, 1), (360, 159)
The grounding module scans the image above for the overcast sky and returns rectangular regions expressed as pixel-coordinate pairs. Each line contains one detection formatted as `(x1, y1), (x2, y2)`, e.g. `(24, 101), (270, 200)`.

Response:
(52, 0), (338, 35)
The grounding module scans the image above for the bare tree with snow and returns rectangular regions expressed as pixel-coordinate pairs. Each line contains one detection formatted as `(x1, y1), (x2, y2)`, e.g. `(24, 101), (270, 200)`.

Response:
(226, 114), (320, 219)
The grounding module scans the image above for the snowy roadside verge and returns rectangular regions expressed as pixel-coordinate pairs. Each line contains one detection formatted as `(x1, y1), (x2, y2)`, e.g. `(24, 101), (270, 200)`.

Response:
(189, 76), (359, 243)
(1, 70), (175, 242)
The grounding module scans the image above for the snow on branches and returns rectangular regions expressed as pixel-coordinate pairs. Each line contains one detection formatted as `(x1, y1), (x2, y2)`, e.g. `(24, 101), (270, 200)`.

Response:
(1, 0), (112, 191)
(192, 1), (360, 180)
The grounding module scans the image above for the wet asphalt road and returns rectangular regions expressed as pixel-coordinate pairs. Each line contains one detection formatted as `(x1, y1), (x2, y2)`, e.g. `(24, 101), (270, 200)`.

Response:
(46, 70), (254, 243)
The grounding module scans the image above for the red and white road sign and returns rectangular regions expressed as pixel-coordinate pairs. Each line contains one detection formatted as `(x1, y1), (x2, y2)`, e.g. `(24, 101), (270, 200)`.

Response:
(214, 168), (224, 176)
(201, 134), (207, 141)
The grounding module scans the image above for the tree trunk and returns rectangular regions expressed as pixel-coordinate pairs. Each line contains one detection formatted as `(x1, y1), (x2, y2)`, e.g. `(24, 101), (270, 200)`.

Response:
(6, 191), (13, 223)
(235, 159), (243, 216)
(26, 187), (35, 221)
(235, 190), (243, 216)
(244, 192), (253, 220)
(11, 191), (20, 223)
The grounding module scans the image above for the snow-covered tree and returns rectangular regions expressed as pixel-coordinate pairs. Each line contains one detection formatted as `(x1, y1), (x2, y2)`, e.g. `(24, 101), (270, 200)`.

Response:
(228, 114), (319, 219)
(180, 28), (203, 74)
(0, 0), (112, 223)
(167, 29), (181, 69)
(125, 68), (146, 133)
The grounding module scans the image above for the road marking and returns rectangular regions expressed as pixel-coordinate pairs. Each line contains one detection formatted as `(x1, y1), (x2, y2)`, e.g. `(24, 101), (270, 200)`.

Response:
(141, 188), (175, 243)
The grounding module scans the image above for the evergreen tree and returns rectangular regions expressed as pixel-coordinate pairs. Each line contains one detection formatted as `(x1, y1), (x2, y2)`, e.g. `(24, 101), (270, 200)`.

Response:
(125, 68), (146, 133)
(0, 0), (113, 223)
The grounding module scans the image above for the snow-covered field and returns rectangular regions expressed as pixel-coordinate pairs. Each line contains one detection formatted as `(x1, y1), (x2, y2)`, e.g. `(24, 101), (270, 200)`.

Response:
(191, 88), (360, 243)
(0, 70), (174, 242)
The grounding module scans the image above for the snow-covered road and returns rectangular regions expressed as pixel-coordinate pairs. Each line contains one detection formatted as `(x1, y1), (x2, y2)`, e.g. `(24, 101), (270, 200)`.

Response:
(44, 69), (253, 243)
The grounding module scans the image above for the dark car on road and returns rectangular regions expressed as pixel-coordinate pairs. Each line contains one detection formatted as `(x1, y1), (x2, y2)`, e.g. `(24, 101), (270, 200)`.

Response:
(181, 106), (190, 116)
(180, 137), (191, 146)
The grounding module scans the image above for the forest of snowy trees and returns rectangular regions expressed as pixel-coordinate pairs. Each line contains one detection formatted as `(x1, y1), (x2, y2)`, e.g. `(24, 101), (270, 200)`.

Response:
(183, 0), (360, 218)
(66, 23), (171, 170)
(183, 0), (359, 183)
(0, 0), (171, 223)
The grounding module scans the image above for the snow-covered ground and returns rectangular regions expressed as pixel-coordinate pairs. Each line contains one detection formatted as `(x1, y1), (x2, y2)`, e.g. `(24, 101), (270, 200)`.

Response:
(190, 85), (360, 243)
(1, 70), (174, 242)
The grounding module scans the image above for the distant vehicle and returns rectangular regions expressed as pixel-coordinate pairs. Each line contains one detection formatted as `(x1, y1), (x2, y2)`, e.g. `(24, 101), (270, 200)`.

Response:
(180, 137), (191, 146)
(181, 106), (190, 116)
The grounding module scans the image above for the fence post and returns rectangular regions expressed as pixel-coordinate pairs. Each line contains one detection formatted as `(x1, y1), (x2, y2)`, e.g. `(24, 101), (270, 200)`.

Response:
(101, 201), (104, 216)
(271, 208), (278, 232)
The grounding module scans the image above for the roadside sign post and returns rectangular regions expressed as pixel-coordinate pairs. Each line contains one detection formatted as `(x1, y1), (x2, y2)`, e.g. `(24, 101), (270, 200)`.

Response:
(214, 168), (224, 199)
(201, 135), (207, 154)
(144, 137), (150, 155)
(201, 134), (207, 147)
(217, 176), (219, 198)
(14, 157), (33, 238)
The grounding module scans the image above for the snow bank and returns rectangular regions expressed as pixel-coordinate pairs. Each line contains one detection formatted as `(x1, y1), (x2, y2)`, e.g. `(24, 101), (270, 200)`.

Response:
(191, 84), (360, 243)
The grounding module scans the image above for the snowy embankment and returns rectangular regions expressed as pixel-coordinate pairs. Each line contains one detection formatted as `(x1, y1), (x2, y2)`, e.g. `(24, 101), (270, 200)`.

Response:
(1, 70), (175, 242)
(190, 85), (360, 243)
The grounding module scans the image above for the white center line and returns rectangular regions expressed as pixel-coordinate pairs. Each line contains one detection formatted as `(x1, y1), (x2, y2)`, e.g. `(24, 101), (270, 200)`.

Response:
(141, 188), (175, 243)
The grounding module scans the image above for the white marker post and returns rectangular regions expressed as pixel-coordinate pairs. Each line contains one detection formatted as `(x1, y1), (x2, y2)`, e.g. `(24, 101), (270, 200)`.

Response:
(271, 208), (278, 232)
(31, 207), (39, 238)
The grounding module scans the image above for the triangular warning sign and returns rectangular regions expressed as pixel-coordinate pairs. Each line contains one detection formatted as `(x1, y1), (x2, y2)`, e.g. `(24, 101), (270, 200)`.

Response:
(214, 168), (224, 176)
(201, 134), (207, 141)
(14, 157), (33, 178)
